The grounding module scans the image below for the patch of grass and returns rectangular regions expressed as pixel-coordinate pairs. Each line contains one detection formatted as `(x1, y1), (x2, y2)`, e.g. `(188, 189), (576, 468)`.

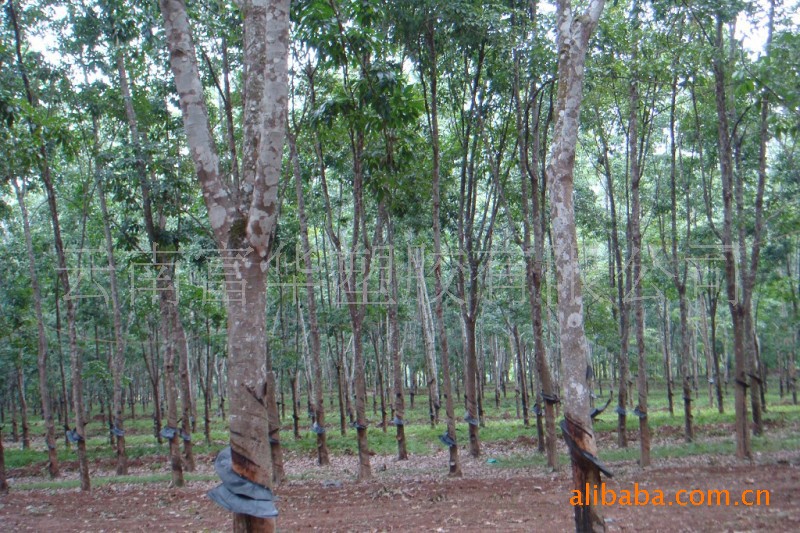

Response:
(10, 472), (218, 491)
(487, 429), (800, 470)
(4, 385), (798, 471)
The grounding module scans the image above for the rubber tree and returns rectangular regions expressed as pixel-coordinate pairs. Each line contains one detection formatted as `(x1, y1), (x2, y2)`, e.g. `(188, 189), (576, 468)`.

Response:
(288, 129), (330, 465)
(512, 0), (559, 469)
(389, 213), (409, 459)
(11, 177), (60, 477)
(391, 0), (463, 476)
(8, 0), (91, 491)
(592, 114), (631, 448)
(0, 425), (7, 494)
(546, 0), (607, 531)
(160, 0), (289, 530)
(454, 36), (501, 459)
(625, 0), (651, 466)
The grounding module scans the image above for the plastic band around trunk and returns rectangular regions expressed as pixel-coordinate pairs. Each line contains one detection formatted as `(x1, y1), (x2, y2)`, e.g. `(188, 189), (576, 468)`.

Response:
(66, 429), (84, 443)
(541, 392), (560, 404)
(560, 419), (613, 478)
(439, 432), (456, 447)
(207, 447), (278, 519)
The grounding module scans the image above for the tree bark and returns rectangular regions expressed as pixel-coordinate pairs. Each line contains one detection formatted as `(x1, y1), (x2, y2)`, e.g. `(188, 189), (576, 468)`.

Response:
(627, 8), (650, 463)
(425, 21), (460, 477)
(93, 126), (129, 476)
(288, 131), (329, 465)
(142, 338), (162, 443)
(388, 218), (408, 459)
(712, 14), (750, 459)
(548, 1), (607, 530)
(267, 371), (285, 485)
(413, 248), (440, 427)
(512, 40), (558, 468)
(0, 426), (7, 494)
(9, 0), (89, 490)
(16, 365), (30, 450)
(117, 49), (195, 473)
(160, 0), (288, 528)
(12, 178), (59, 476)
(175, 306), (195, 472)
(159, 276), (184, 488)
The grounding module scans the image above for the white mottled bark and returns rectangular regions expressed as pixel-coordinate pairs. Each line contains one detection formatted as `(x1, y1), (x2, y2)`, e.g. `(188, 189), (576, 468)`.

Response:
(547, 1), (606, 531)
(160, 0), (289, 529)
(413, 249), (440, 424)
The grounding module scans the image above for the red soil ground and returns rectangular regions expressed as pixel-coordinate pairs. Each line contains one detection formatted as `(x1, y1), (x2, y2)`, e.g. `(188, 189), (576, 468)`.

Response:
(1, 446), (798, 532)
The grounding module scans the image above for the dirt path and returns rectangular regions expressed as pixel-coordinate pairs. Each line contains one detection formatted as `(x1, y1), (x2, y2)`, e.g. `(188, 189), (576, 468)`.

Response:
(2, 450), (798, 532)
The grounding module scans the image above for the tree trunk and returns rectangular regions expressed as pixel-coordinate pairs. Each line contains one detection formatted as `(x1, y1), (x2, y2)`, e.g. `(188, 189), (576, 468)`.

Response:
(291, 371), (300, 440)
(8, 0), (89, 490)
(335, 355), (347, 436)
(160, 282), (184, 488)
(678, 290), (694, 441)
(376, 345), (387, 433)
(226, 260), (277, 530)
(547, 1), (607, 530)
(627, 17), (650, 462)
(697, 294), (714, 407)
(215, 355), (226, 420)
(314, 75), (373, 480)
(95, 158), (129, 475)
(203, 338), (213, 446)
(742, 1), (774, 435)
(413, 248), (440, 426)
(463, 316), (481, 457)
(351, 320), (371, 480)
(288, 131), (329, 465)
(161, 0), (289, 528)
(453, 38), (498, 460)
(391, 243), (408, 460)
(424, 21), (460, 476)
(12, 179), (59, 476)
(175, 308), (195, 472)
(117, 46), (195, 474)
(54, 284), (69, 432)
(0, 426), (7, 494)
(494, 336), (502, 410)
(712, 14), (750, 459)
(142, 339), (163, 444)
(511, 327), (529, 427)
(595, 108), (630, 450)
(268, 371), (285, 485)
(16, 365), (30, 450)
(10, 392), (18, 443)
